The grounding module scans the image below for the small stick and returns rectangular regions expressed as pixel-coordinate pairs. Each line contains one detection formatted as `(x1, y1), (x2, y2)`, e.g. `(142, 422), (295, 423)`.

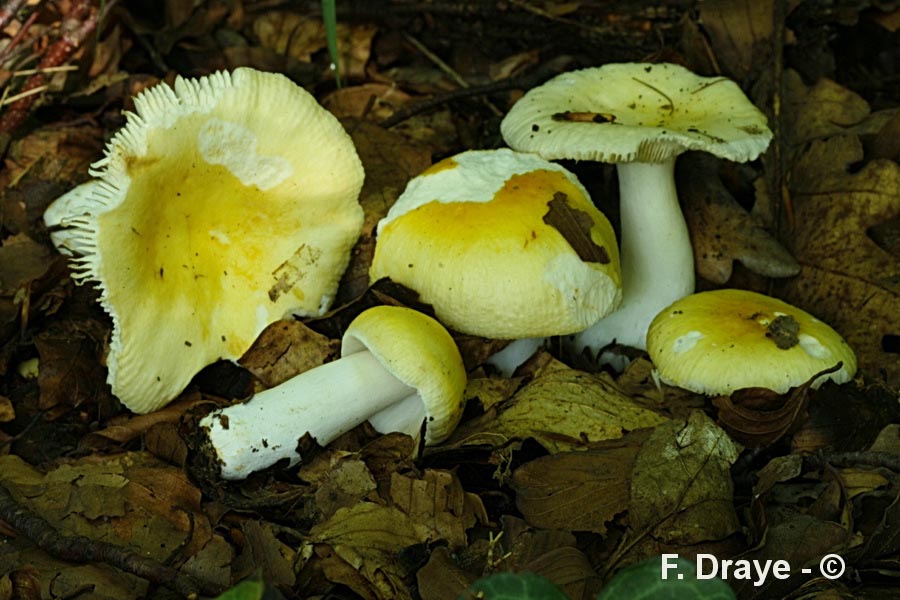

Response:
(0, 0), (27, 32)
(0, 0), (98, 137)
(0, 481), (225, 597)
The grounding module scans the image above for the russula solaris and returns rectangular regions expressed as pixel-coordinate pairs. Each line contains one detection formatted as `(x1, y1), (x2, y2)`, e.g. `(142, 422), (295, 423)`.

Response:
(369, 148), (622, 374)
(646, 289), (857, 395)
(199, 306), (467, 480)
(43, 68), (365, 413)
(501, 63), (773, 359)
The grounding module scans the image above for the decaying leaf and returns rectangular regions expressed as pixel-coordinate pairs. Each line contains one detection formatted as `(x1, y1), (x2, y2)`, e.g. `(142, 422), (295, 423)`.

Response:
(712, 368), (825, 448)
(239, 319), (339, 388)
(512, 433), (647, 534)
(416, 546), (477, 600)
(446, 358), (667, 454)
(34, 319), (111, 412)
(303, 502), (432, 600)
(0, 453), (232, 589)
(680, 153), (799, 284)
(390, 469), (486, 549)
(778, 134), (900, 387)
(628, 411), (740, 544)
(698, 0), (775, 82)
(252, 11), (376, 80)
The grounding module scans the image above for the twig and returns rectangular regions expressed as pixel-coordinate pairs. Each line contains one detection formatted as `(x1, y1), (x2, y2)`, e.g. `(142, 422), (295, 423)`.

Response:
(379, 55), (573, 128)
(0, 0), (28, 32)
(1, 84), (47, 106)
(0, 7), (38, 64)
(0, 479), (225, 597)
(0, 0), (98, 138)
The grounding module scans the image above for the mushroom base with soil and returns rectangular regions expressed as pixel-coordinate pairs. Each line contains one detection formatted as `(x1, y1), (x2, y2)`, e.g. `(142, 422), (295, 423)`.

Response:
(198, 306), (467, 480)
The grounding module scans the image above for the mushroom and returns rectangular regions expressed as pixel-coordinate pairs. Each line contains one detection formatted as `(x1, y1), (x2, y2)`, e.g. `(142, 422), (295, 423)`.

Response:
(500, 63), (773, 359)
(199, 306), (467, 480)
(369, 148), (622, 373)
(646, 289), (857, 395)
(42, 68), (365, 413)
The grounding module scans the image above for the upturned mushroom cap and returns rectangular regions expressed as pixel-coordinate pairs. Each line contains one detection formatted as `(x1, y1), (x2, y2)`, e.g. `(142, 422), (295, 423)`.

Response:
(369, 149), (622, 339)
(341, 306), (467, 444)
(501, 62), (772, 164)
(44, 68), (365, 413)
(647, 289), (857, 395)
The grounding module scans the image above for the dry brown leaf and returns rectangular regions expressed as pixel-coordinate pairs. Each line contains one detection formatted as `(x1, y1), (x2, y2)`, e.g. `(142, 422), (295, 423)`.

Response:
(680, 153), (799, 284)
(304, 502), (432, 600)
(698, 0), (774, 82)
(252, 12), (375, 80)
(790, 381), (900, 453)
(34, 319), (110, 412)
(390, 469), (486, 549)
(335, 119), (431, 305)
(416, 546), (476, 600)
(322, 83), (414, 121)
(778, 134), (900, 387)
(497, 516), (602, 600)
(239, 319), (339, 388)
(0, 453), (231, 588)
(629, 411), (740, 545)
(512, 435), (644, 534)
(0, 234), (57, 297)
(230, 521), (296, 587)
(313, 458), (377, 520)
(464, 376), (522, 412)
(0, 395), (13, 423)
(447, 358), (667, 454)
(712, 379), (815, 448)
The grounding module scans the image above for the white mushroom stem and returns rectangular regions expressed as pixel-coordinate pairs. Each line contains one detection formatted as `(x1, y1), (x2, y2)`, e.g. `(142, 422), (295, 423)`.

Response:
(574, 157), (694, 354)
(486, 337), (545, 376)
(200, 350), (419, 480)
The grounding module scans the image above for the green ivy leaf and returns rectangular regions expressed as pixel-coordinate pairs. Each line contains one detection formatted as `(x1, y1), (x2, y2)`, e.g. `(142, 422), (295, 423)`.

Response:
(457, 572), (569, 600)
(598, 556), (736, 600)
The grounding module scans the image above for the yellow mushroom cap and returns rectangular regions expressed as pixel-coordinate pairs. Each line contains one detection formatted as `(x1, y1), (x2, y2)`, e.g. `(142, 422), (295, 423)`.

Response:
(44, 68), (365, 413)
(369, 149), (622, 339)
(501, 63), (772, 164)
(341, 306), (467, 444)
(647, 289), (857, 395)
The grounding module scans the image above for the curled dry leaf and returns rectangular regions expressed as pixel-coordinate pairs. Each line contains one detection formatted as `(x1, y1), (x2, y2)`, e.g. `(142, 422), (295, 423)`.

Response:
(711, 364), (840, 448)
(238, 319), (339, 388)
(680, 152), (800, 284)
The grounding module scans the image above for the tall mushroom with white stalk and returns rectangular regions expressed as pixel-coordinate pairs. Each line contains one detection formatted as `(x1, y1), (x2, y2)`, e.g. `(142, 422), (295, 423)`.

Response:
(501, 63), (773, 361)
(199, 306), (467, 480)
(368, 148), (623, 375)
(42, 68), (364, 413)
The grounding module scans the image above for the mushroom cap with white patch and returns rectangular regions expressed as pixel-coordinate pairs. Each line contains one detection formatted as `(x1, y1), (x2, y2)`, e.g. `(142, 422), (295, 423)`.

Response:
(646, 289), (857, 395)
(341, 306), (467, 445)
(370, 148), (622, 339)
(43, 68), (365, 413)
(500, 62), (772, 164)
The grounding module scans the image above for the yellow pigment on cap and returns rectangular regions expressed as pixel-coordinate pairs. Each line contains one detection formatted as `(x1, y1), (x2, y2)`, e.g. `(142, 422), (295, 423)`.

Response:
(44, 68), (365, 413)
(647, 289), (857, 395)
(370, 149), (622, 339)
(342, 306), (467, 445)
